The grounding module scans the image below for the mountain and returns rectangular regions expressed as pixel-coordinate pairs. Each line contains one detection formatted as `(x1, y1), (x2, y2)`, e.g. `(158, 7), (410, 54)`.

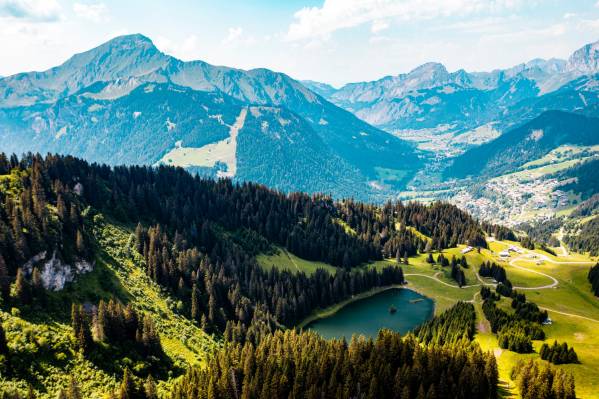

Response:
(567, 40), (599, 73)
(0, 34), (419, 200)
(307, 40), (599, 155)
(444, 110), (599, 179)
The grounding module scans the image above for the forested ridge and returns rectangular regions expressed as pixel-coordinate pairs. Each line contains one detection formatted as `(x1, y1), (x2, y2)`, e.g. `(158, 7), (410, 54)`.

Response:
(0, 153), (501, 397)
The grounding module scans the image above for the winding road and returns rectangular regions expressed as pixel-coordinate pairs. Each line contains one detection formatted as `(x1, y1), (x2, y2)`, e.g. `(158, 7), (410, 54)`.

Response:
(404, 247), (599, 323)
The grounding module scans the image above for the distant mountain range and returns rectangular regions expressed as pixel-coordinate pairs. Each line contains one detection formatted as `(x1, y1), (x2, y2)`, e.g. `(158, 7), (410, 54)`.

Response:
(305, 40), (599, 144)
(0, 34), (418, 200)
(2, 34), (599, 205)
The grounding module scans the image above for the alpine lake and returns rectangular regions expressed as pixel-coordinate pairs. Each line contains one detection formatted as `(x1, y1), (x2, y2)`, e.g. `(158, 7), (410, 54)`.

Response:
(305, 288), (434, 340)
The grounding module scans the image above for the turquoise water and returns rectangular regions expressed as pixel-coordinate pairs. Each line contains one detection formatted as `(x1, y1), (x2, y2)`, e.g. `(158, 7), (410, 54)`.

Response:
(305, 288), (434, 340)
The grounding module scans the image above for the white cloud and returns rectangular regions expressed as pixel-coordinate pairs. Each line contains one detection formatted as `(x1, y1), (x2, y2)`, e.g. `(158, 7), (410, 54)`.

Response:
(221, 26), (256, 46)
(73, 3), (109, 23)
(0, 0), (61, 22)
(371, 19), (389, 33)
(154, 34), (202, 60)
(223, 26), (243, 44)
(369, 35), (391, 43)
(286, 0), (523, 41)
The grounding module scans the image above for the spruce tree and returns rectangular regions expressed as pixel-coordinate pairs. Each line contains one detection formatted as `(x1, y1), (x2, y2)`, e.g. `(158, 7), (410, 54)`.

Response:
(0, 322), (8, 356)
(14, 268), (31, 305)
(0, 255), (10, 302)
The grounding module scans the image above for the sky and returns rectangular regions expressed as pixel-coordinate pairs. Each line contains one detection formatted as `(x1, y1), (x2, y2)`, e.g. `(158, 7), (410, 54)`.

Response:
(1, 0), (599, 86)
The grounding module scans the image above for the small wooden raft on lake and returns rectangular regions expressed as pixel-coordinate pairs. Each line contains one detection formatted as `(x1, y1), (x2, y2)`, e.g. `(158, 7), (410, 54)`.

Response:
(409, 298), (424, 304)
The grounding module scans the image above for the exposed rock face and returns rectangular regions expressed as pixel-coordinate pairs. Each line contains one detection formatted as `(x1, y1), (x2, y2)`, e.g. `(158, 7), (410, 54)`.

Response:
(22, 250), (94, 291)
(567, 40), (599, 73)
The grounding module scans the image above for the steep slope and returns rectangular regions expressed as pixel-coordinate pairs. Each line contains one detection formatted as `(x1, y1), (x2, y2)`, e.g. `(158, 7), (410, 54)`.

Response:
(567, 40), (599, 73)
(1, 153), (492, 397)
(0, 34), (170, 107)
(444, 111), (599, 179)
(0, 34), (418, 199)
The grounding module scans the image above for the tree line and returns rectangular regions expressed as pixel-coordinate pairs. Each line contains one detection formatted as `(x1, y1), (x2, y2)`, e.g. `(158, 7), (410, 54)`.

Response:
(414, 301), (475, 344)
(589, 263), (599, 296)
(539, 341), (579, 365)
(512, 359), (575, 399)
(169, 302), (498, 399)
(481, 292), (545, 354)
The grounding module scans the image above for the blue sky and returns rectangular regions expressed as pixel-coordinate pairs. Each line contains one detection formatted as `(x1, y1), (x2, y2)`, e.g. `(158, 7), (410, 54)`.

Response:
(1, 0), (599, 86)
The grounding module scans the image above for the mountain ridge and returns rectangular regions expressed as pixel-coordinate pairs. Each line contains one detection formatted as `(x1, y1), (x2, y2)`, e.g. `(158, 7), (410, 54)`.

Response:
(305, 39), (599, 141)
(0, 34), (419, 200)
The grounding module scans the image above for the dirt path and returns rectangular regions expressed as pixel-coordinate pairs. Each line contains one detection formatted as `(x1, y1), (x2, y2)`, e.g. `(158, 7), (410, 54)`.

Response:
(404, 273), (480, 289)
(538, 306), (599, 323)
(282, 248), (301, 273)
(508, 258), (559, 290)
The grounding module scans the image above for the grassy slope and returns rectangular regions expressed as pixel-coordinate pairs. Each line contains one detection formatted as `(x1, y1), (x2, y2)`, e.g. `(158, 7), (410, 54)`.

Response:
(0, 218), (215, 398)
(256, 239), (599, 398)
(257, 246), (338, 275)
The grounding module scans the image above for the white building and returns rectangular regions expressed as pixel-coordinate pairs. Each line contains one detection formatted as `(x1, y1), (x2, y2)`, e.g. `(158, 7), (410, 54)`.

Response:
(461, 246), (473, 254)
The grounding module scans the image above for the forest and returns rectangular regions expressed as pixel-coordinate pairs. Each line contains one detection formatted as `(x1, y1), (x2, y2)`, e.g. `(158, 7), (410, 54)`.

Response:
(170, 302), (498, 399)
(481, 288), (546, 353)
(512, 359), (575, 399)
(565, 217), (599, 256)
(0, 153), (500, 397)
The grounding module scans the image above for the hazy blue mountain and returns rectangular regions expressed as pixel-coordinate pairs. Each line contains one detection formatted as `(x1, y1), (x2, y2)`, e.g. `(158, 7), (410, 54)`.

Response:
(444, 111), (599, 179)
(0, 34), (419, 199)
(496, 73), (599, 131)
(567, 40), (599, 73)
(306, 40), (599, 147)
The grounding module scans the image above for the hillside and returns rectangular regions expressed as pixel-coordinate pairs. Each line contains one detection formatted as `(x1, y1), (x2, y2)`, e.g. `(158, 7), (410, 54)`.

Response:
(444, 111), (599, 179)
(0, 34), (419, 200)
(1, 153), (599, 398)
(0, 153), (489, 397)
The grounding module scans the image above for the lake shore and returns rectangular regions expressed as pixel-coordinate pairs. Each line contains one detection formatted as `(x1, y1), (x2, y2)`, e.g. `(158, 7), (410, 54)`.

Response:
(296, 284), (433, 331)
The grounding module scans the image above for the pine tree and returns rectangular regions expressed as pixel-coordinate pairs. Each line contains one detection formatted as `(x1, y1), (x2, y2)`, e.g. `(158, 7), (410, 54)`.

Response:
(76, 230), (86, 257)
(191, 284), (200, 322)
(0, 322), (8, 356)
(0, 254), (10, 302)
(119, 368), (136, 399)
(14, 268), (31, 305)
(144, 376), (158, 399)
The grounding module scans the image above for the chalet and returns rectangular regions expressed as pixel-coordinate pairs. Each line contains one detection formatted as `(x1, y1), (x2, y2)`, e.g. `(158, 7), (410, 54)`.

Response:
(461, 246), (473, 254)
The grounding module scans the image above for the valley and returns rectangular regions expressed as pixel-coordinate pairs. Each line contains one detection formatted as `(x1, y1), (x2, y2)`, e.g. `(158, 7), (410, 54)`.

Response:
(2, 19), (599, 399)
(261, 237), (599, 398)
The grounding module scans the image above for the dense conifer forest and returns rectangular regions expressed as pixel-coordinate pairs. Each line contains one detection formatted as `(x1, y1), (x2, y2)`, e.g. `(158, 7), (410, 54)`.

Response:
(481, 289), (546, 353)
(512, 359), (575, 399)
(0, 153), (503, 397)
(565, 217), (599, 256)
(170, 302), (498, 399)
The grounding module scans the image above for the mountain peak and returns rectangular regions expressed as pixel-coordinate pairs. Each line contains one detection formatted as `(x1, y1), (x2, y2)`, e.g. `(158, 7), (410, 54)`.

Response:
(408, 62), (448, 76)
(567, 39), (599, 73)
